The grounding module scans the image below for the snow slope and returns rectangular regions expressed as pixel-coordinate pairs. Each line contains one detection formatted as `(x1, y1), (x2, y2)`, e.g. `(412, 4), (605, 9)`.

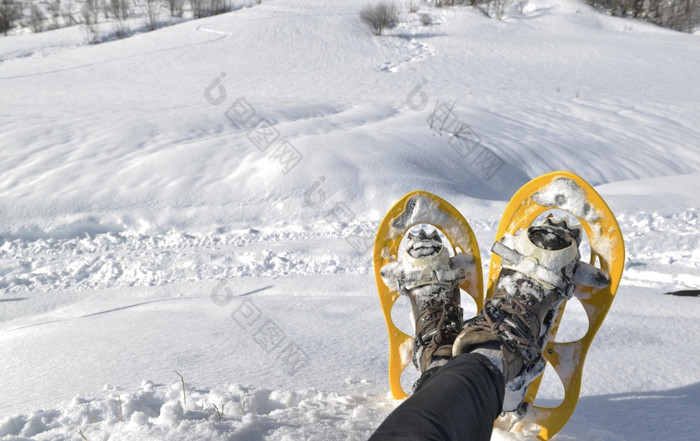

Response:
(1, 0), (699, 440)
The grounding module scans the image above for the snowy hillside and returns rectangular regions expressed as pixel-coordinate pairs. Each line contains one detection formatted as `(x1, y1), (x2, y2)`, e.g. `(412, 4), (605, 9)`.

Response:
(1, 0), (699, 440)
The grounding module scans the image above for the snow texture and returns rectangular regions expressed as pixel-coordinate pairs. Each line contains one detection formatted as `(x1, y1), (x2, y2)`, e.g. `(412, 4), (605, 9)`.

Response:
(387, 194), (473, 248)
(533, 178), (601, 223)
(1, 0), (700, 440)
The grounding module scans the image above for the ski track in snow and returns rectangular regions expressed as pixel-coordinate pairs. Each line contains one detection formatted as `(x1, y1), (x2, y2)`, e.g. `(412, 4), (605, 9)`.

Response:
(1, 210), (697, 294)
(374, 12), (444, 73)
(0, 223), (379, 294)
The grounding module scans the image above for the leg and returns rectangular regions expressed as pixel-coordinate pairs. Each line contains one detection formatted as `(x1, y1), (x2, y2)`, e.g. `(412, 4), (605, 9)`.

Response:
(369, 353), (504, 441)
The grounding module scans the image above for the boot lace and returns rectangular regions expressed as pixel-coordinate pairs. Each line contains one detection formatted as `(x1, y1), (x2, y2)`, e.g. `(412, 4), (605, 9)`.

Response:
(480, 297), (543, 365)
(416, 299), (462, 348)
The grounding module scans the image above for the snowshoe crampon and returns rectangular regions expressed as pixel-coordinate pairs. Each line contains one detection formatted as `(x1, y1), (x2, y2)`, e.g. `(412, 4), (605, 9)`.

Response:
(373, 191), (484, 399)
(491, 171), (625, 440)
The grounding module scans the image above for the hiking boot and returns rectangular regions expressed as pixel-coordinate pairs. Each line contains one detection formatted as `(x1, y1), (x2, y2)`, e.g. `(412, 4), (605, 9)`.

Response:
(380, 229), (469, 373)
(452, 215), (583, 411)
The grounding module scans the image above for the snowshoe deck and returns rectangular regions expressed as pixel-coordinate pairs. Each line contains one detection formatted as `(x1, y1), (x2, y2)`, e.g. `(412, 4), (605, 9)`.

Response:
(490, 171), (625, 440)
(373, 191), (483, 399)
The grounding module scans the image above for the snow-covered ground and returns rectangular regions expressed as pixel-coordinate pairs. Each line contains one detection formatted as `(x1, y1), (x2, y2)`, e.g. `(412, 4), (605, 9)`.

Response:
(1, 0), (699, 439)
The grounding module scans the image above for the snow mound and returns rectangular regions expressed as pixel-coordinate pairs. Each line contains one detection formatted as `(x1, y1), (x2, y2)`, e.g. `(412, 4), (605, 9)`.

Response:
(0, 381), (396, 441)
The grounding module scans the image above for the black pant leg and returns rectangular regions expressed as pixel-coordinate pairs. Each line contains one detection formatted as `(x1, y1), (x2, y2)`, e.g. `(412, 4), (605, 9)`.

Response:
(369, 353), (505, 441)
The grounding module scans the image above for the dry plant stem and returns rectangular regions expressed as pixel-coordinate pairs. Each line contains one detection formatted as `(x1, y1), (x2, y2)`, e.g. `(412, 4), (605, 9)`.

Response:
(428, 99), (440, 129)
(174, 371), (186, 406)
(212, 403), (224, 420)
(439, 99), (457, 131)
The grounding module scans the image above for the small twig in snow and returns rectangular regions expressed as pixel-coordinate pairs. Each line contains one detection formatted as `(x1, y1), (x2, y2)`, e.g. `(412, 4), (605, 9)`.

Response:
(174, 371), (186, 406)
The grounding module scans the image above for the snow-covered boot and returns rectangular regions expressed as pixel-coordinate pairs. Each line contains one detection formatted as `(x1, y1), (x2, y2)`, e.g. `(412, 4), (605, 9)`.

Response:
(452, 215), (583, 411)
(380, 229), (470, 373)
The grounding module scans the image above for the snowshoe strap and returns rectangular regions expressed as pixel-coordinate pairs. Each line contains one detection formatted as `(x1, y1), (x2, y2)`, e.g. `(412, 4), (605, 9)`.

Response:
(491, 241), (567, 291)
(573, 262), (611, 288)
(400, 266), (466, 291)
(492, 241), (611, 291)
